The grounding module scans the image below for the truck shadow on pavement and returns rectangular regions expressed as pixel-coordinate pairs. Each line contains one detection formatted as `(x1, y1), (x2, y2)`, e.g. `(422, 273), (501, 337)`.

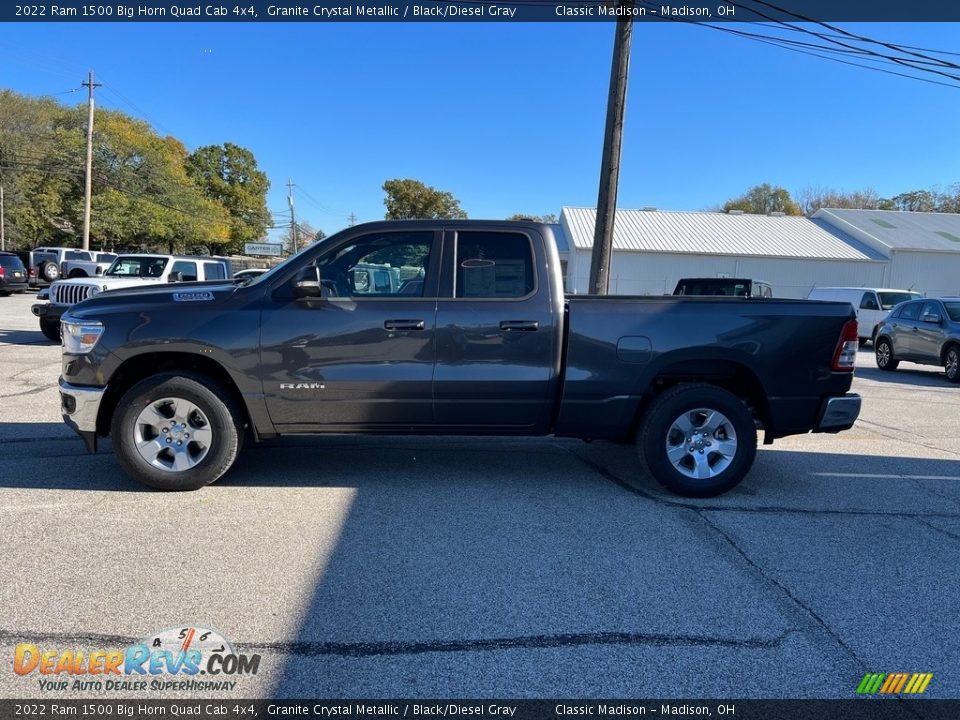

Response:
(855, 365), (955, 387)
(244, 437), (960, 697)
(0, 328), (58, 346)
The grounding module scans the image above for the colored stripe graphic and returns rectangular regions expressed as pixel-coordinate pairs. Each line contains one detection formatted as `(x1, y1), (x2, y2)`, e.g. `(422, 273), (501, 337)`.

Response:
(857, 672), (932, 694)
(857, 673), (885, 694)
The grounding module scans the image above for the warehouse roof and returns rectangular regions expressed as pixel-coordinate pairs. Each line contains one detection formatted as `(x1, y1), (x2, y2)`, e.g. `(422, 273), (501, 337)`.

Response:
(561, 207), (884, 260)
(814, 208), (960, 253)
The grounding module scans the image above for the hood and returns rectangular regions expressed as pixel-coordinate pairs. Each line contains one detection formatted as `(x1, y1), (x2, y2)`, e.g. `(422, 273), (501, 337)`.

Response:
(67, 281), (242, 317)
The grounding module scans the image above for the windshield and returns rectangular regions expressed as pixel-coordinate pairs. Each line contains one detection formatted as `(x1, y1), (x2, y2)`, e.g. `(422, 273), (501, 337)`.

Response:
(944, 302), (960, 322)
(105, 256), (168, 278)
(878, 291), (922, 310)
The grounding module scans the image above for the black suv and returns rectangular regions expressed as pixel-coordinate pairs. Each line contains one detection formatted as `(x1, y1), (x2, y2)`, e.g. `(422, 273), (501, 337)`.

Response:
(0, 252), (29, 295)
(874, 297), (960, 383)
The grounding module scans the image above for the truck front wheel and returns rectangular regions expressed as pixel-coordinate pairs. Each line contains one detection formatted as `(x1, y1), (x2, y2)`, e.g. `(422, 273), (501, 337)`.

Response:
(637, 383), (757, 498)
(40, 317), (61, 342)
(110, 372), (244, 491)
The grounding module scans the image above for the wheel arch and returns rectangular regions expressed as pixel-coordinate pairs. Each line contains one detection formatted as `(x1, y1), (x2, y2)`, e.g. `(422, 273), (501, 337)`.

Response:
(97, 352), (254, 439)
(628, 357), (770, 440)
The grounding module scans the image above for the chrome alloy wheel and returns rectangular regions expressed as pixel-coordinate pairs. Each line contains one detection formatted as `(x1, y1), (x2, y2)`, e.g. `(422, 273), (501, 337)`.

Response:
(877, 341), (891, 367)
(665, 407), (738, 480)
(947, 348), (959, 381)
(133, 397), (213, 472)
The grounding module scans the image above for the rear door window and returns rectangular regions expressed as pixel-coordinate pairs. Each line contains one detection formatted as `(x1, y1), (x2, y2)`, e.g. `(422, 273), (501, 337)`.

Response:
(171, 261), (198, 281)
(454, 231), (535, 299)
(898, 302), (922, 321)
(203, 262), (226, 280)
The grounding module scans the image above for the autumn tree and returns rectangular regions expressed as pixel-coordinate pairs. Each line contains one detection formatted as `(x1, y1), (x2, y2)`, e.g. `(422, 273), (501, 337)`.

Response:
(382, 178), (467, 220)
(722, 184), (802, 216)
(796, 186), (886, 216)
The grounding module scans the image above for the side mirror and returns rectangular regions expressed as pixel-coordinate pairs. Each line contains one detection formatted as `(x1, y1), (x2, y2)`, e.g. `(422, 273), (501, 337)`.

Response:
(921, 312), (941, 324)
(293, 266), (322, 299)
(168, 272), (183, 283)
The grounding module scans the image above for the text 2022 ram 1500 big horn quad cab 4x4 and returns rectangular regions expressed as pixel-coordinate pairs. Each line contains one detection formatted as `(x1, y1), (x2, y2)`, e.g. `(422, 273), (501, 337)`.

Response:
(56, 221), (861, 497)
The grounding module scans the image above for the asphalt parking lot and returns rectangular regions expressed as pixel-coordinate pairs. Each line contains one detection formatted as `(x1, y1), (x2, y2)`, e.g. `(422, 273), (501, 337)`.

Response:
(1, 290), (958, 700)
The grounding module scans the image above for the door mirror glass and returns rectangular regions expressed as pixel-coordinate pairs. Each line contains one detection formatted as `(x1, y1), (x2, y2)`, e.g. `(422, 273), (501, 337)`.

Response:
(168, 272), (183, 283)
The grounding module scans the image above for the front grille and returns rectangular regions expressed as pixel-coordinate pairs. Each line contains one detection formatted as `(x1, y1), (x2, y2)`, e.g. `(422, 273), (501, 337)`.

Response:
(51, 284), (93, 306)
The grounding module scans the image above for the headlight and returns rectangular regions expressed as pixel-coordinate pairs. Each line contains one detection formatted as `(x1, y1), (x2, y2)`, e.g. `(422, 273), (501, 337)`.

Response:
(87, 286), (101, 297)
(61, 314), (104, 354)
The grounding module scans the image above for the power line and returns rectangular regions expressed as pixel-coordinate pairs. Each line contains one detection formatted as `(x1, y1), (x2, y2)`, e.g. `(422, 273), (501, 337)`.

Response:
(700, 0), (960, 83)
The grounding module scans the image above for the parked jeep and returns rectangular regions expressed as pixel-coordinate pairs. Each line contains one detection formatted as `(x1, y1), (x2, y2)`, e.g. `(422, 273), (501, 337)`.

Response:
(32, 254), (232, 341)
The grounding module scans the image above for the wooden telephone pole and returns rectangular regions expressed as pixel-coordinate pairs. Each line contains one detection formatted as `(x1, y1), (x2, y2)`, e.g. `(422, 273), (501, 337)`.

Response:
(81, 71), (101, 251)
(588, 10), (633, 295)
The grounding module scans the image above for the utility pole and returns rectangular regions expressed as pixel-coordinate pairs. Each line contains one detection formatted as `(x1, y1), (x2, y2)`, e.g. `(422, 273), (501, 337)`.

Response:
(347, 212), (357, 227)
(588, 9), (633, 295)
(0, 185), (5, 252)
(81, 70), (101, 252)
(287, 179), (298, 253)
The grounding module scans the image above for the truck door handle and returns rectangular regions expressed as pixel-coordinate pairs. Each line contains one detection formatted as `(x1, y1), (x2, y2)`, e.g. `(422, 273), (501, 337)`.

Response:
(384, 319), (425, 331)
(500, 320), (539, 331)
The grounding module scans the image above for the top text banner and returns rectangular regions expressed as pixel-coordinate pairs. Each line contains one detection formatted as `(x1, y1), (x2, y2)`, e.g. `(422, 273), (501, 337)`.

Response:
(5, 0), (958, 22)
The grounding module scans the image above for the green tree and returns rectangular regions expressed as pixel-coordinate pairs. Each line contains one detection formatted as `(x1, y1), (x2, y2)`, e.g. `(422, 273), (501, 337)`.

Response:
(0, 90), (236, 253)
(722, 184), (802, 216)
(382, 178), (467, 220)
(185, 142), (271, 255)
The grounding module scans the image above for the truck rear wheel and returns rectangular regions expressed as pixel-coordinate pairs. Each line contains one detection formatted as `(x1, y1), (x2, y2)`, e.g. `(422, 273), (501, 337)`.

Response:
(110, 372), (243, 491)
(637, 383), (757, 498)
(39, 317), (61, 342)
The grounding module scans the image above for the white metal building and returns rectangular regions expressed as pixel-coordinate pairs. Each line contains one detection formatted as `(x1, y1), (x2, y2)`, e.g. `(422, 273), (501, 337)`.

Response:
(813, 208), (960, 297)
(560, 207), (887, 297)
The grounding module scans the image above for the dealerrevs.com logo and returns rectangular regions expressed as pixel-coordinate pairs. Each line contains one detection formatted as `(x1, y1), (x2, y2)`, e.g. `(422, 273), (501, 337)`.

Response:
(14, 626), (260, 693)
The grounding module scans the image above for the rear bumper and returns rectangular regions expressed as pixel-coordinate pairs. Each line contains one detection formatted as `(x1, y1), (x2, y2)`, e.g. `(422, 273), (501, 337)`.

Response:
(59, 377), (104, 453)
(814, 393), (861, 432)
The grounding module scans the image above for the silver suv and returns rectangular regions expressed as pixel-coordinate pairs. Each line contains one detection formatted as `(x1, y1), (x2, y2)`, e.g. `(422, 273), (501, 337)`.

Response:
(874, 298), (960, 383)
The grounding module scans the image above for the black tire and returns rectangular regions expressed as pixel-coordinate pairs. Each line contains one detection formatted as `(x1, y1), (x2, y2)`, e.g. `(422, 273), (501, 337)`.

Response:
(110, 372), (244, 491)
(68, 269), (88, 278)
(39, 317), (61, 342)
(0, 291), (11, 298)
(637, 383), (758, 498)
(40, 262), (60, 282)
(875, 337), (899, 371)
(945, 346), (960, 384)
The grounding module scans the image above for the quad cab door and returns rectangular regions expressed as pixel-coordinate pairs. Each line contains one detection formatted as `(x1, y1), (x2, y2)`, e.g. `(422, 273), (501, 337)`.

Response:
(432, 226), (561, 430)
(260, 228), (440, 430)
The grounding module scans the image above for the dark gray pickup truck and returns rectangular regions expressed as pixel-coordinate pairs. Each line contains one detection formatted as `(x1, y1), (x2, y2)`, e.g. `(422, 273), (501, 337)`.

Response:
(58, 220), (861, 497)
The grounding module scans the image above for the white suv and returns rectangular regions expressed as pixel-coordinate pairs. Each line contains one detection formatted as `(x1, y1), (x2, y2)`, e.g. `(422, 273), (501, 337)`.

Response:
(32, 254), (232, 341)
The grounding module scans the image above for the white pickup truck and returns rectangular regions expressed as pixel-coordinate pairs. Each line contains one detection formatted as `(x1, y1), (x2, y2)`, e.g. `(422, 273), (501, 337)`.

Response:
(62, 252), (118, 278)
(32, 253), (232, 340)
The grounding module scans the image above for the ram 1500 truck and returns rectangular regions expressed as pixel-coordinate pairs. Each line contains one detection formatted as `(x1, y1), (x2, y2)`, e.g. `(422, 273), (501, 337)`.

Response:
(57, 220), (861, 497)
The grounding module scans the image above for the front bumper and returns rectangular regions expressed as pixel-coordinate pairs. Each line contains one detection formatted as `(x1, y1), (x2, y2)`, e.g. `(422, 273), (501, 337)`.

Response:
(59, 377), (105, 453)
(815, 393), (861, 433)
(32, 303), (67, 321)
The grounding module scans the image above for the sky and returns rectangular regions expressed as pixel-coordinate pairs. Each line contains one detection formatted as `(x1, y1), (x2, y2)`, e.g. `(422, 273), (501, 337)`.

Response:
(2, 20), (960, 241)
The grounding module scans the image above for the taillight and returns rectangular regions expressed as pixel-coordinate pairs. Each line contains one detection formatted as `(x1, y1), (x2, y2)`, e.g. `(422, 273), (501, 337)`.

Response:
(832, 319), (859, 371)
(0, 266), (5, 278)
(29, 267), (37, 278)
